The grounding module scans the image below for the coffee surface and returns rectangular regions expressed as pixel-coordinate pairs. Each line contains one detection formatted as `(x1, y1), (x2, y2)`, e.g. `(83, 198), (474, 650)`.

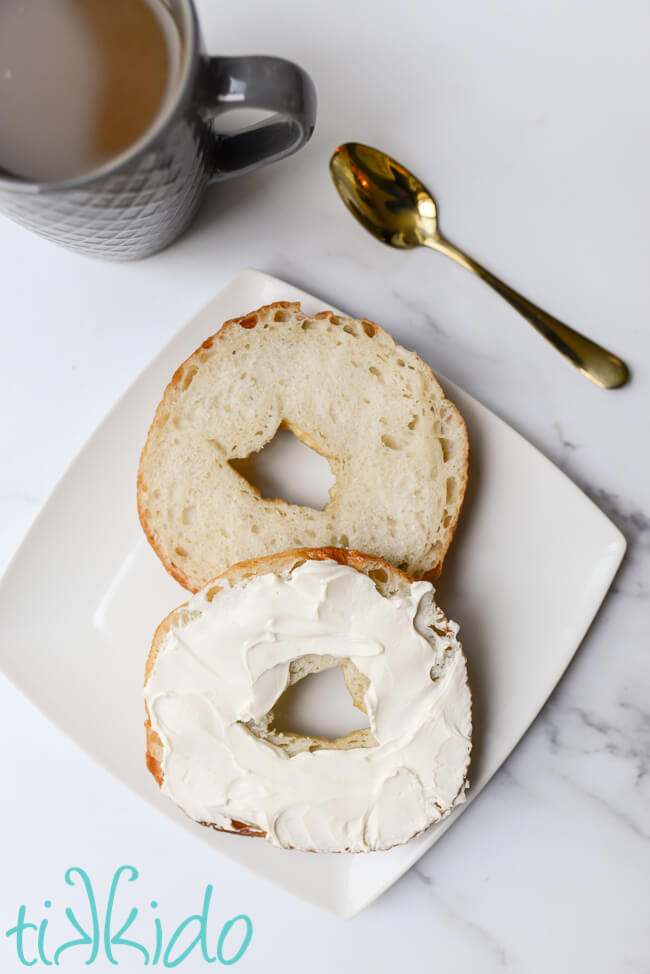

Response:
(0, 0), (182, 182)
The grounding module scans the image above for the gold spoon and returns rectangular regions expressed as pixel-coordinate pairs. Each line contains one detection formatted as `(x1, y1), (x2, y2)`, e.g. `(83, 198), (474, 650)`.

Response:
(329, 142), (629, 389)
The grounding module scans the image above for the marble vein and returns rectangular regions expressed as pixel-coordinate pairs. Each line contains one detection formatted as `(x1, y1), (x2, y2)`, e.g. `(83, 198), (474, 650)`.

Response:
(553, 421), (579, 452)
(539, 709), (650, 841)
(554, 476), (650, 601)
(551, 766), (649, 842)
(410, 866), (508, 967)
(548, 703), (649, 785)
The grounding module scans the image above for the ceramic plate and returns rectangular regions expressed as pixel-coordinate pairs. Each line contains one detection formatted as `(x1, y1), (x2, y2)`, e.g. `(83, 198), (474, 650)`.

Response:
(0, 270), (625, 918)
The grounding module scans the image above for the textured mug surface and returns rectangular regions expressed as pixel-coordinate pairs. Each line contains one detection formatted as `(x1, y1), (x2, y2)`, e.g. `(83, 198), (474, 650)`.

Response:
(0, 0), (316, 260)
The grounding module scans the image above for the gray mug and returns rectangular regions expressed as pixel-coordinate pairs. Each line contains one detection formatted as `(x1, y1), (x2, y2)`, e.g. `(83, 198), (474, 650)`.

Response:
(0, 0), (316, 260)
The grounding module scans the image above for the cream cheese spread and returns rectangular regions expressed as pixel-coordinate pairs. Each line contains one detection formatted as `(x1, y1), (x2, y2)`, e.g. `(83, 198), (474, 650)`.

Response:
(145, 559), (472, 852)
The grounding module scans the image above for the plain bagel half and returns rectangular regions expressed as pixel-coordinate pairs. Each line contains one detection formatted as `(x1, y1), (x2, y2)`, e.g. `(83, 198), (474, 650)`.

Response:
(144, 547), (472, 853)
(137, 302), (468, 591)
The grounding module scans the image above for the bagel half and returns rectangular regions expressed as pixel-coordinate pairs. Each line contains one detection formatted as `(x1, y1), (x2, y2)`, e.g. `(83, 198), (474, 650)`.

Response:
(137, 302), (468, 591)
(145, 547), (472, 853)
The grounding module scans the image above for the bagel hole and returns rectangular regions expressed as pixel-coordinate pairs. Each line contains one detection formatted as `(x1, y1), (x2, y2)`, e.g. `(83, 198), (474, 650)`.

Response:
(271, 663), (370, 742)
(229, 426), (335, 511)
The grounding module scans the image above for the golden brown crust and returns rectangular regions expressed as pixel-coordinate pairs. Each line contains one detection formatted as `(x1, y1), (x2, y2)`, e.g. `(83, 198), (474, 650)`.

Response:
(137, 301), (469, 592)
(144, 545), (465, 845)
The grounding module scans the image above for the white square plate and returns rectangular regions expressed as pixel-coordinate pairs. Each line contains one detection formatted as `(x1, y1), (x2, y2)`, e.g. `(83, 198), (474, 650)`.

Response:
(0, 270), (625, 918)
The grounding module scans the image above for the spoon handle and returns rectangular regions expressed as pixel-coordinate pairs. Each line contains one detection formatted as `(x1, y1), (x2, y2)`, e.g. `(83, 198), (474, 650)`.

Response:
(426, 236), (629, 389)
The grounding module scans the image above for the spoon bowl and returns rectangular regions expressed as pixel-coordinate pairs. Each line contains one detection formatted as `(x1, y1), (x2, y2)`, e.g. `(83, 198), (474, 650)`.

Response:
(329, 142), (629, 389)
(330, 143), (438, 248)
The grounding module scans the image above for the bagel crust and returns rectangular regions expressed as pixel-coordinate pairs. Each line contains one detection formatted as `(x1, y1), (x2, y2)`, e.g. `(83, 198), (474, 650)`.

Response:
(144, 547), (472, 853)
(137, 302), (468, 592)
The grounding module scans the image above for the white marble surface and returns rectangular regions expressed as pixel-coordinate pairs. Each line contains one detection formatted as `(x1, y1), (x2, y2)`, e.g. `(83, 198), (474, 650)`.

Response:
(1, 0), (649, 970)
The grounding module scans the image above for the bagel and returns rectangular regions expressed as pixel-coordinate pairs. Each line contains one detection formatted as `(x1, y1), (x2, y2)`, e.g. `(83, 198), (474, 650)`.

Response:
(137, 302), (468, 592)
(144, 547), (472, 853)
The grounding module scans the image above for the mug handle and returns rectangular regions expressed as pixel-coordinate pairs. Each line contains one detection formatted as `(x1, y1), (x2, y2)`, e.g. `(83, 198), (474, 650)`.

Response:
(199, 56), (317, 183)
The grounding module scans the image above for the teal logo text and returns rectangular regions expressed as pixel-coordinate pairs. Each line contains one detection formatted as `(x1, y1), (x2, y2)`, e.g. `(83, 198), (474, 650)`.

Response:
(5, 866), (253, 967)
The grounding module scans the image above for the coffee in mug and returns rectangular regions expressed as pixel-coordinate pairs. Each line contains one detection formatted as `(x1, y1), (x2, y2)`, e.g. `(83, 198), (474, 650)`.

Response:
(0, 0), (316, 259)
(0, 0), (183, 182)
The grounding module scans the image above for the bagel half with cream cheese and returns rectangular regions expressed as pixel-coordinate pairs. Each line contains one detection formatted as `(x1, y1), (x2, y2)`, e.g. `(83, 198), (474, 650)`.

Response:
(144, 547), (472, 853)
(137, 302), (468, 591)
